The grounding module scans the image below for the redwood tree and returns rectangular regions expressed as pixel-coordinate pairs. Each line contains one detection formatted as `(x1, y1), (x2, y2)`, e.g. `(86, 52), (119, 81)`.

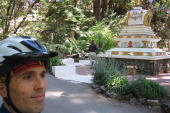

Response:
(93, 0), (101, 21)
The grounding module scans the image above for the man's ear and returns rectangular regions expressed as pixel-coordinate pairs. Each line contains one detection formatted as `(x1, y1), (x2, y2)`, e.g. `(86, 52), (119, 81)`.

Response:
(0, 82), (7, 98)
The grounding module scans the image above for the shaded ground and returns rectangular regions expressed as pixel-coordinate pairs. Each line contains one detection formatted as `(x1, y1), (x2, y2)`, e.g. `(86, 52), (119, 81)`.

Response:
(44, 74), (155, 113)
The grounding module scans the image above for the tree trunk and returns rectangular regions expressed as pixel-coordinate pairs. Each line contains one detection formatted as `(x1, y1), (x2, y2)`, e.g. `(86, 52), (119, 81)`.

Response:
(70, 30), (75, 42)
(101, 0), (108, 19)
(93, 0), (101, 21)
(2, 0), (15, 38)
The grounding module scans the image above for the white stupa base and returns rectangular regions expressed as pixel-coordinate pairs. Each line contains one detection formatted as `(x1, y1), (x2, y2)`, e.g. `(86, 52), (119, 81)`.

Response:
(98, 48), (170, 60)
(98, 54), (170, 60)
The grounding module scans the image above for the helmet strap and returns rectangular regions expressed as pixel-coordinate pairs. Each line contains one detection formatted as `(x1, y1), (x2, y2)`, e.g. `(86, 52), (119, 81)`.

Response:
(3, 73), (22, 113)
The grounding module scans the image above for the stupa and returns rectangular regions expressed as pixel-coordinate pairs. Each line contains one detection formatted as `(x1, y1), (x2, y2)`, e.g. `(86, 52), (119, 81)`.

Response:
(97, 0), (170, 75)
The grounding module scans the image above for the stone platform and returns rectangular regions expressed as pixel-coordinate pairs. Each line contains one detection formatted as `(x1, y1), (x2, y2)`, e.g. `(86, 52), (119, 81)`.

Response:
(114, 58), (169, 75)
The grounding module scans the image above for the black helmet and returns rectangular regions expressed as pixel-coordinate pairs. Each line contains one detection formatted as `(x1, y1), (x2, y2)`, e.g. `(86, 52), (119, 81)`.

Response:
(0, 36), (58, 78)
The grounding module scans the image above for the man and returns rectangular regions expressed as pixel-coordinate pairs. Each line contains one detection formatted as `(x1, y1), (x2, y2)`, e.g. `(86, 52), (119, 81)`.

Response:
(0, 36), (57, 113)
(88, 40), (98, 69)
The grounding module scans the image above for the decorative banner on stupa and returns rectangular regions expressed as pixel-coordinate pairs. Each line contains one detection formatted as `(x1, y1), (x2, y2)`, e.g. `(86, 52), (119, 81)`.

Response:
(128, 9), (143, 20)
(148, 0), (170, 14)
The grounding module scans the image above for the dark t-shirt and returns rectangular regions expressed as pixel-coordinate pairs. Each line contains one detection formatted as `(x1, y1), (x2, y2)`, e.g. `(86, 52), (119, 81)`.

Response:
(0, 104), (11, 113)
(89, 44), (98, 52)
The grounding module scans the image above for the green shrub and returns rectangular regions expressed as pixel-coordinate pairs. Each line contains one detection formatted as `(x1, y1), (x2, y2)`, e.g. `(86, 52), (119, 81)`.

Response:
(86, 22), (116, 53)
(92, 58), (128, 86)
(128, 77), (168, 99)
(55, 39), (75, 55)
(50, 56), (65, 67)
(75, 40), (89, 53)
(106, 75), (129, 95)
(92, 58), (169, 99)
(92, 58), (110, 86)
(48, 56), (66, 74)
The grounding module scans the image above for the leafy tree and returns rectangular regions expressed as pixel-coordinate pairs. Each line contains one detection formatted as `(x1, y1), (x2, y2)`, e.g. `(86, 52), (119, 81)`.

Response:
(44, 2), (95, 44)
(0, 0), (41, 39)
(85, 22), (116, 53)
(93, 0), (133, 21)
(43, 2), (72, 43)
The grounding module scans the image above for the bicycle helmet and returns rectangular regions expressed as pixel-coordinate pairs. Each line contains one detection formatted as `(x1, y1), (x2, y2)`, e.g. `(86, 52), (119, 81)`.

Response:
(0, 36), (58, 79)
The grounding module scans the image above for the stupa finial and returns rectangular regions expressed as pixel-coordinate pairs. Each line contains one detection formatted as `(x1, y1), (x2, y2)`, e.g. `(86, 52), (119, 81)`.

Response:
(135, 0), (141, 6)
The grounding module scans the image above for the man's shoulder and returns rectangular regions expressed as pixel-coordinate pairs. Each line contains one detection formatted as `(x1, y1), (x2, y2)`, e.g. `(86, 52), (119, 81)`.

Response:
(91, 44), (97, 46)
(0, 104), (11, 113)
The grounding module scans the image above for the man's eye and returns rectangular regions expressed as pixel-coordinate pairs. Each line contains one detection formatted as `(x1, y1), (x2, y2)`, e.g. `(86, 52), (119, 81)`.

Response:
(24, 75), (33, 80)
(41, 73), (46, 78)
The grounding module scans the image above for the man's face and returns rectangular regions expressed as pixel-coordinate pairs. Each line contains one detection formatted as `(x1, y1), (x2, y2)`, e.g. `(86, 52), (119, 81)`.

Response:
(9, 66), (47, 113)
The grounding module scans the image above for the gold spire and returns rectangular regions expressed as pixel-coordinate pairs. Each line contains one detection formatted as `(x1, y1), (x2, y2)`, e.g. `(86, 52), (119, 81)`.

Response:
(135, 0), (141, 6)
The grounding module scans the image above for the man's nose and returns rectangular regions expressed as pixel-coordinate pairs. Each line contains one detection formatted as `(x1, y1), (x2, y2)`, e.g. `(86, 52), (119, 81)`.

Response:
(35, 76), (46, 90)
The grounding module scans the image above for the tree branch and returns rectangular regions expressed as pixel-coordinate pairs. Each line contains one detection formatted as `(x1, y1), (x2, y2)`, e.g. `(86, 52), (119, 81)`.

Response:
(13, 0), (40, 34)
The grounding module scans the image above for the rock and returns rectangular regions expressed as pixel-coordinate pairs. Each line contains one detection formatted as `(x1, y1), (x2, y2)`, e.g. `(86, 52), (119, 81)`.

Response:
(151, 106), (162, 113)
(99, 86), (106, 94)
(161, 103), (170, 113)
(105, 91), (112, 97)
(105, 91), (113, 97)
(117, 95), (125, 101)
(96, 88), (102, 93)
(147, 100), (160, 106)
(139, 98), (147, 105)
(124, 93), (133, 101)
(129, 97), (137, 105)
(95, 86), (106, 94)
(91, 84), (98, 89)
(148, 105), (152, 109)
(111, 93), (119, 99)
